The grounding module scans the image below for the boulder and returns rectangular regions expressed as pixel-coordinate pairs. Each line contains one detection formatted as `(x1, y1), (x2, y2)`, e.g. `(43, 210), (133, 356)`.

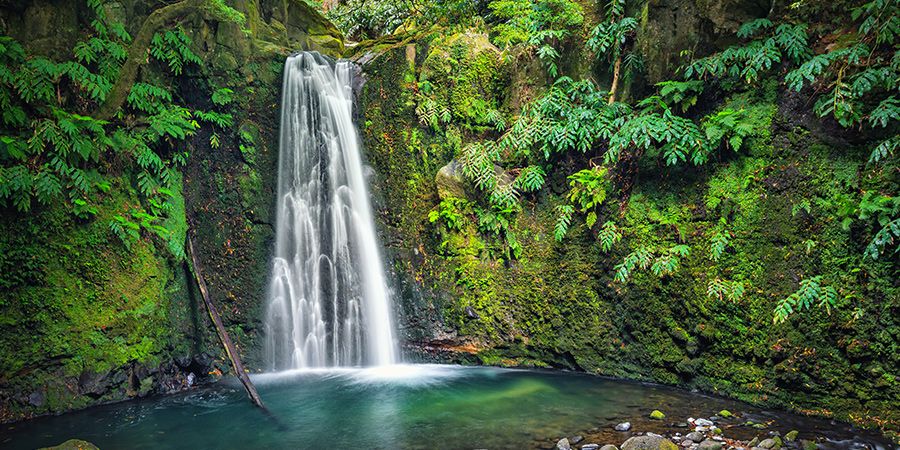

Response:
(435, 159), (468, 200)
(621, 435), (679, 450)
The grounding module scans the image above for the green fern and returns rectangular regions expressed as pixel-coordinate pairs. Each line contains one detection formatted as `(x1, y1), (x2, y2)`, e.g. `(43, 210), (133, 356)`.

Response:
(773, 275), (840, 324)
(554, 204), (574, 241)
(598, 221), (621, 253)
(707, 278), (745, 302)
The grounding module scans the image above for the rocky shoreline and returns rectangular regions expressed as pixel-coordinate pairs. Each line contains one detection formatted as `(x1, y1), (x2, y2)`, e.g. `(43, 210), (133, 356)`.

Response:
(537, 410), (891, 450)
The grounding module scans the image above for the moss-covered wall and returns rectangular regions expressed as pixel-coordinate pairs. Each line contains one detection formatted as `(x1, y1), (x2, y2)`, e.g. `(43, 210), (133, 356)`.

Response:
(0, 0), (342, 422)
(357, 21), (899, 440)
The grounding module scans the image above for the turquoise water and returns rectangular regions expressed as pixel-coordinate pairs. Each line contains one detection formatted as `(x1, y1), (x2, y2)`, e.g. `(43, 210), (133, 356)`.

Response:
(0, 365), (893, 449)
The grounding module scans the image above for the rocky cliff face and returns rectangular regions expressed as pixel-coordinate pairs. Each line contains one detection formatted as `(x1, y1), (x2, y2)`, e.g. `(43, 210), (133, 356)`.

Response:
(0, 0), (341, 423)
(353, 3), (899, 438)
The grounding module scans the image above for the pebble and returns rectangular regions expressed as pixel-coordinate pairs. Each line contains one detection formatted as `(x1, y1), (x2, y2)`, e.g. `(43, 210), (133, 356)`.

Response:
(681, 440), (694, 447)
(581, 445), (600, 450)
(694, 418), (714, 427)
(698, 439), (723, 450)
(598, 445), (618, 450)
(557, 438), (572, 450)
(686, 432), (705, 443)
(615, 422), (633, 431)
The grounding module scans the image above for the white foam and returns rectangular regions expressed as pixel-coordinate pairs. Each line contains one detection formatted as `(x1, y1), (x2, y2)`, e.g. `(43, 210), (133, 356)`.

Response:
(250, 364), (508, 387)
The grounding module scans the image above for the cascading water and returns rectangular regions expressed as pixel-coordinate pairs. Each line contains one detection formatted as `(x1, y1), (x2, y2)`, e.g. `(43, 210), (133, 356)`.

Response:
(264, 52), (397, 370)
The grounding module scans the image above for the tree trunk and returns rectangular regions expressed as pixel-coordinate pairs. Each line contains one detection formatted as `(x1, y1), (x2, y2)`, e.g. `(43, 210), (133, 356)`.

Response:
(186, 233), (266, 410)
(608, 56), (622, 105)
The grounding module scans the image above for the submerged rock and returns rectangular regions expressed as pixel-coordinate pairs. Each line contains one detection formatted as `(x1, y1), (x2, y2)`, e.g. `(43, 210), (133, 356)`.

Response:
(616, 422), (633, 431)
(38, 440), (99, 450)
(621, 435), (679, 450)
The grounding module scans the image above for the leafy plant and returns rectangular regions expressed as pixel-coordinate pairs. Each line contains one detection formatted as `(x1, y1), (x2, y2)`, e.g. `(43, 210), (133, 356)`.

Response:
(429, 197), (471, 231)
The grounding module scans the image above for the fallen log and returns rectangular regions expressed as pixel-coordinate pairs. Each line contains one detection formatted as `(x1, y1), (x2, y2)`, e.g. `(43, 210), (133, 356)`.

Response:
(186, 233), (266, 410)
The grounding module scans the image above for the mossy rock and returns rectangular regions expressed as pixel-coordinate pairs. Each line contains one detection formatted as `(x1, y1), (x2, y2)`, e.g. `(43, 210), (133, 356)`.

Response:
(650, 410), (666, 420)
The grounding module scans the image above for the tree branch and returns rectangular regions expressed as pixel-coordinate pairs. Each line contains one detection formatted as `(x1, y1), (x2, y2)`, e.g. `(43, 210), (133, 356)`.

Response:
(97, 0), (205, 120)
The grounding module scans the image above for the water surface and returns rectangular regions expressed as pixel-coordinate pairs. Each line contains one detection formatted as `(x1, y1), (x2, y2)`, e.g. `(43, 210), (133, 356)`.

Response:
(1, 365), (893, 449)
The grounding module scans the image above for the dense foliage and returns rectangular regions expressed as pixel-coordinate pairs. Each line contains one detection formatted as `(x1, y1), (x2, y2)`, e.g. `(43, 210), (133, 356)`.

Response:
(409, 0), (899, 324)
(0, 0), (243, 258)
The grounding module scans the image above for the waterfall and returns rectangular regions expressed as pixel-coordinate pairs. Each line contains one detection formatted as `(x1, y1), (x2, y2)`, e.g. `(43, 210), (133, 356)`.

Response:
(264, 52), (397, 370)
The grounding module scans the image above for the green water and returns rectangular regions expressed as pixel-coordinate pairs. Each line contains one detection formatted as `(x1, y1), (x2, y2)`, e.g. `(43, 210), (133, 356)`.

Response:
(0, 365), (892, 449)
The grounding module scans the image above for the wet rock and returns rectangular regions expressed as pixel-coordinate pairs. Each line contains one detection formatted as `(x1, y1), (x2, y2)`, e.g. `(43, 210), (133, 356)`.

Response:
(28, 390), (45, 407)
(572, 436), (584, 444)
(748, 437), (760, 447)
(674, 422), (689, 428)
(757, 438), (778, 449)
(650, 410), (666, 420)
(681, 440), (694, 447)
(557, 437), (572, 450)
(784, 431), (799, 442)
(718, 410), (733, 418)
(615, 422), (633, 431)
(686, 432), (705, 442)
(38, 439), (100, 450)
(581, 444), (600, 450)
(621, 435), (679, 450)
(599, 445), (618, 450)
(694, 418), (714, 427)
(698, 439), (723, 450)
